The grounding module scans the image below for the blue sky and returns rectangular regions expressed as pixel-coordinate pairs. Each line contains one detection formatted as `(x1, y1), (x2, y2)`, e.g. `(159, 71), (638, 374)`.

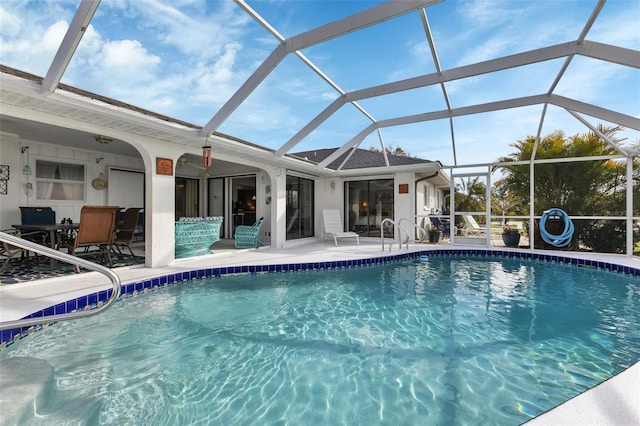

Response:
(1, 0), (638, 166)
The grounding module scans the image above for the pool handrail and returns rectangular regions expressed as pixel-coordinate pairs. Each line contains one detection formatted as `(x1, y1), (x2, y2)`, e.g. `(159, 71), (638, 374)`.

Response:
(380, 218), (412, 251)
(0, 231), (122, 331)
(398, 218), (427, 243)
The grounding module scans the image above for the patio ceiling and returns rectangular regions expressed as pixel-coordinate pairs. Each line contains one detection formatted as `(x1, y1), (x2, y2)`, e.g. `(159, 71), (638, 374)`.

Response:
(0, 0), (638, 172)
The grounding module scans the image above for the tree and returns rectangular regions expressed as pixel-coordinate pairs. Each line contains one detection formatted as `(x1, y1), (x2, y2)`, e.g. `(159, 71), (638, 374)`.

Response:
(369, 145), (411, 156)
(454, 177), (486, 213)
(496, 125), (633, 252)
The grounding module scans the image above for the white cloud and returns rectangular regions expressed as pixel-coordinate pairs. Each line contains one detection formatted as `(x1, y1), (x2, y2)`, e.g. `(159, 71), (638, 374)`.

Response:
(42, 20), (68, 52)
(0, 1), (77, 74)
(101, 40), (161, 73)
(0, 6), (22, 37)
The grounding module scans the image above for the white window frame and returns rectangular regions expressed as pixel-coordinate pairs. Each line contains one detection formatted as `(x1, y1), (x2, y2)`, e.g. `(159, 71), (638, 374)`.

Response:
(34, 159), (86, 202)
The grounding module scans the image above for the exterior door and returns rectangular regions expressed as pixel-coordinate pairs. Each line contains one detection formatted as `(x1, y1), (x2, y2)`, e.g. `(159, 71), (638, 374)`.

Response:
(286, 175), (314, 240)
(175, 177), (199, 219)
(345, 179), (394, 238)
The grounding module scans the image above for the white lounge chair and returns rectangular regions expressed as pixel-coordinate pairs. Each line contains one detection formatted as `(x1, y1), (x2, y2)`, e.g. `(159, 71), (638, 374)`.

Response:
(461, 214), (484, 235)
(322, 209), (360, 246)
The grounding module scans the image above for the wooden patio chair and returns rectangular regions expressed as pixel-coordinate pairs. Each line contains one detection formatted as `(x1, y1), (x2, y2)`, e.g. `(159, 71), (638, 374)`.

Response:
(60, 206), (119, 272)
(234, 217), (265, 248)
(112, 207), (142, 257)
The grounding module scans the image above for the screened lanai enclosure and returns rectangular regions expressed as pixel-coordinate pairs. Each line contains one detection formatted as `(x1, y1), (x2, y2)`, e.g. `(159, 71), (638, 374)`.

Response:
(0, 0), (638, 258)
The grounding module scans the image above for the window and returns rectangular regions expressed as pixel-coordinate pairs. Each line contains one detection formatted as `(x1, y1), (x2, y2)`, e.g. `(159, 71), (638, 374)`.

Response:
(35, 160), (85, 201)
(286, 175), (314, 240)
(423, 183), (430, 211)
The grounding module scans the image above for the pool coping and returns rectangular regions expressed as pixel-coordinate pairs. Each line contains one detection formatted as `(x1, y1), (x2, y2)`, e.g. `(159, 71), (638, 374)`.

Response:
(1, 241), (639, 424)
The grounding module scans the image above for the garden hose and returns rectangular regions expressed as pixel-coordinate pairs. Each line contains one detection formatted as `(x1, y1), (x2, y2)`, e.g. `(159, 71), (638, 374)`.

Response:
(540, 208), (574, 247)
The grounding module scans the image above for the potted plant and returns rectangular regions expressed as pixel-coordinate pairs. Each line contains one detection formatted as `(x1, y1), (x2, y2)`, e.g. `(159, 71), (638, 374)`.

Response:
(427, 225), (441, 243)
(501, 225), (521, 247)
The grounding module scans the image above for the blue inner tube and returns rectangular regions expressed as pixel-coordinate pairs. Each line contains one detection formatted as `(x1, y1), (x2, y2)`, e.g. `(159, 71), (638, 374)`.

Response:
(540, 208), (574, 247)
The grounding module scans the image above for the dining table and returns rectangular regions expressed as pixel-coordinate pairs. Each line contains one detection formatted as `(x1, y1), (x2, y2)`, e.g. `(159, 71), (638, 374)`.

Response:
(12, 223), (79, 269)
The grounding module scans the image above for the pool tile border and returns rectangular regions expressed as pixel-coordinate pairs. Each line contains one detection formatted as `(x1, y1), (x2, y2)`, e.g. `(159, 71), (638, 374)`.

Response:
(2, 249), (639, 348)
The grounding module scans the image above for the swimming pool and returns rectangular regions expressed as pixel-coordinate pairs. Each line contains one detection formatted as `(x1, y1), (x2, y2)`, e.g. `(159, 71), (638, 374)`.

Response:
(1, 255), (639, 425)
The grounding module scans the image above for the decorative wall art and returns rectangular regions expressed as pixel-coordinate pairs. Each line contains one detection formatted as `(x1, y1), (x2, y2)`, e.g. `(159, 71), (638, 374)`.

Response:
(156, 158), (173, 176)
(0, 165), (8, 195)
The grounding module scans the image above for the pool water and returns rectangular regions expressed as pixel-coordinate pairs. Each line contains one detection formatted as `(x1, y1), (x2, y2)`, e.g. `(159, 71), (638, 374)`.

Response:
(2, 257), (639, 425)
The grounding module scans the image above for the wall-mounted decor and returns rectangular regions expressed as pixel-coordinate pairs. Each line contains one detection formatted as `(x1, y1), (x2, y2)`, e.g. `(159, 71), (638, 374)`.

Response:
(0, 165), (8, 195)
(398, 183), (409, 194)
(156, 157), (173, 176)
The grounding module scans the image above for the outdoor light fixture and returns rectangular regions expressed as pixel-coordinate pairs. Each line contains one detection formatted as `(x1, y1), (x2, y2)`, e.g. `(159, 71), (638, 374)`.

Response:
(202, 138), (212, 169)
(21, 146), (32, 175)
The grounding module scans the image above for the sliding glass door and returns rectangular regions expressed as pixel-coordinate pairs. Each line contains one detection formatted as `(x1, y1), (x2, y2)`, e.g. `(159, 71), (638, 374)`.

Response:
(345, 179), (394, 237)
(286, 175), (314, 240)
(175, 177), (199, 219)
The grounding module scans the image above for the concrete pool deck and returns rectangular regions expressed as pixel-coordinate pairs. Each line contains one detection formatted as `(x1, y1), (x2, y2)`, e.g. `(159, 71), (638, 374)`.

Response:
(1, 238), (639, 424)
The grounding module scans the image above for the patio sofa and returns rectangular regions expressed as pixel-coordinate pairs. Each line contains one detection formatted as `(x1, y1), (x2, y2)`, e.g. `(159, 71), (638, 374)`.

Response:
(175, 216), (223, 258)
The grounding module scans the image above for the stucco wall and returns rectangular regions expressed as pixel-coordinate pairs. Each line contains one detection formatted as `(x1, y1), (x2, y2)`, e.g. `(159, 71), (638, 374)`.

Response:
(0, 136), (144, 229)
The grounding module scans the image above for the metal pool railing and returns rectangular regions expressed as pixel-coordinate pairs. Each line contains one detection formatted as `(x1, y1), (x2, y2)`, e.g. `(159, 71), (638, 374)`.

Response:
(380, 218), (419, 251)
(0, 231), (122, 331)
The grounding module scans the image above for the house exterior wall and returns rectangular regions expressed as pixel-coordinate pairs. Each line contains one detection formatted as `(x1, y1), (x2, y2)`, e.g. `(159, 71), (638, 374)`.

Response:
(1, 132), (435, 266)
(0, 136), (144, 228)
(394, 172), (416, 239)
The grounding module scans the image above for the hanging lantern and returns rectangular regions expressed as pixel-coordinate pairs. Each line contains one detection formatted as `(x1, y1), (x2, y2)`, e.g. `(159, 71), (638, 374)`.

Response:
(202, 143), (212, 169)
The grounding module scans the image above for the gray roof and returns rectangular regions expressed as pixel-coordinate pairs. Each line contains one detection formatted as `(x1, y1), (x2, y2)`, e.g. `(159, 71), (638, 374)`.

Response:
(292, 148), (435, 170)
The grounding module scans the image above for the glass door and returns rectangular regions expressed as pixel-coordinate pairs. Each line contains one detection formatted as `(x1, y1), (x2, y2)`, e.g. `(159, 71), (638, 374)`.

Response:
(207, 177), (225, 237)
(231, 176), (256, 236)
(286, 175), (314, 240)
(345, 179), (394, 237)
(175, 177), (199, 219)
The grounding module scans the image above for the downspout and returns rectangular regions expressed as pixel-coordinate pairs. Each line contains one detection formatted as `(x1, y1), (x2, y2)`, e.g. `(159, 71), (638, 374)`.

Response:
(414, 169), (443, 230)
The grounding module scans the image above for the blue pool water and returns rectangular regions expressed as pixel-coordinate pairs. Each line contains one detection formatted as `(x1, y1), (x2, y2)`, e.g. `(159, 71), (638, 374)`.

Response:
(2, 257), (639, 425)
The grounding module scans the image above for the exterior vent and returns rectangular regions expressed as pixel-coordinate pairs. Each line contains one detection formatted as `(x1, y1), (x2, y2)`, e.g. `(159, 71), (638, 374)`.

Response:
(95, 135), (113, 144)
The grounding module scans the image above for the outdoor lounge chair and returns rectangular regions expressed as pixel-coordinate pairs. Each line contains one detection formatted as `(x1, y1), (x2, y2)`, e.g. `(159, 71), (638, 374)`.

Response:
(461, 214), (484, 235)
(322, 209), (360, 246)
(234, 217), (265, 248)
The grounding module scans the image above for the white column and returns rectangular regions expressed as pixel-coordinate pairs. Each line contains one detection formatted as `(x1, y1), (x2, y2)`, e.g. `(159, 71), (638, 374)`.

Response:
(139, 144), (184, 267)
(268, 167), (288, 248)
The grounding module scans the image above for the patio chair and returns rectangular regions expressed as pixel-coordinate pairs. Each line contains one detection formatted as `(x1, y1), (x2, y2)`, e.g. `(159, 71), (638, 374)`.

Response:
(1, 228), (43, 270)
(112, 207), (142, 257)
(429, 216), (450, 239)
(461, 214), (484, 235)
(19, 206), (55, 247)
(60, 206), (119, 272)
(234, 217), (265, 248)
(322, 209), (360, 246)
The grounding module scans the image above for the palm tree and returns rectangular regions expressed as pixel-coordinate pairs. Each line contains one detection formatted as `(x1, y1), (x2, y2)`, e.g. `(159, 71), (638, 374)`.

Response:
(454, 177), (486, 212)
(496, 125), (631, 252)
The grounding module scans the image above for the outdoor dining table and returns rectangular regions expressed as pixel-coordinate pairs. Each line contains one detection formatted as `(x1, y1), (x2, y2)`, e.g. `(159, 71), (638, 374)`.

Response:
(12, 223), (79, 269)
